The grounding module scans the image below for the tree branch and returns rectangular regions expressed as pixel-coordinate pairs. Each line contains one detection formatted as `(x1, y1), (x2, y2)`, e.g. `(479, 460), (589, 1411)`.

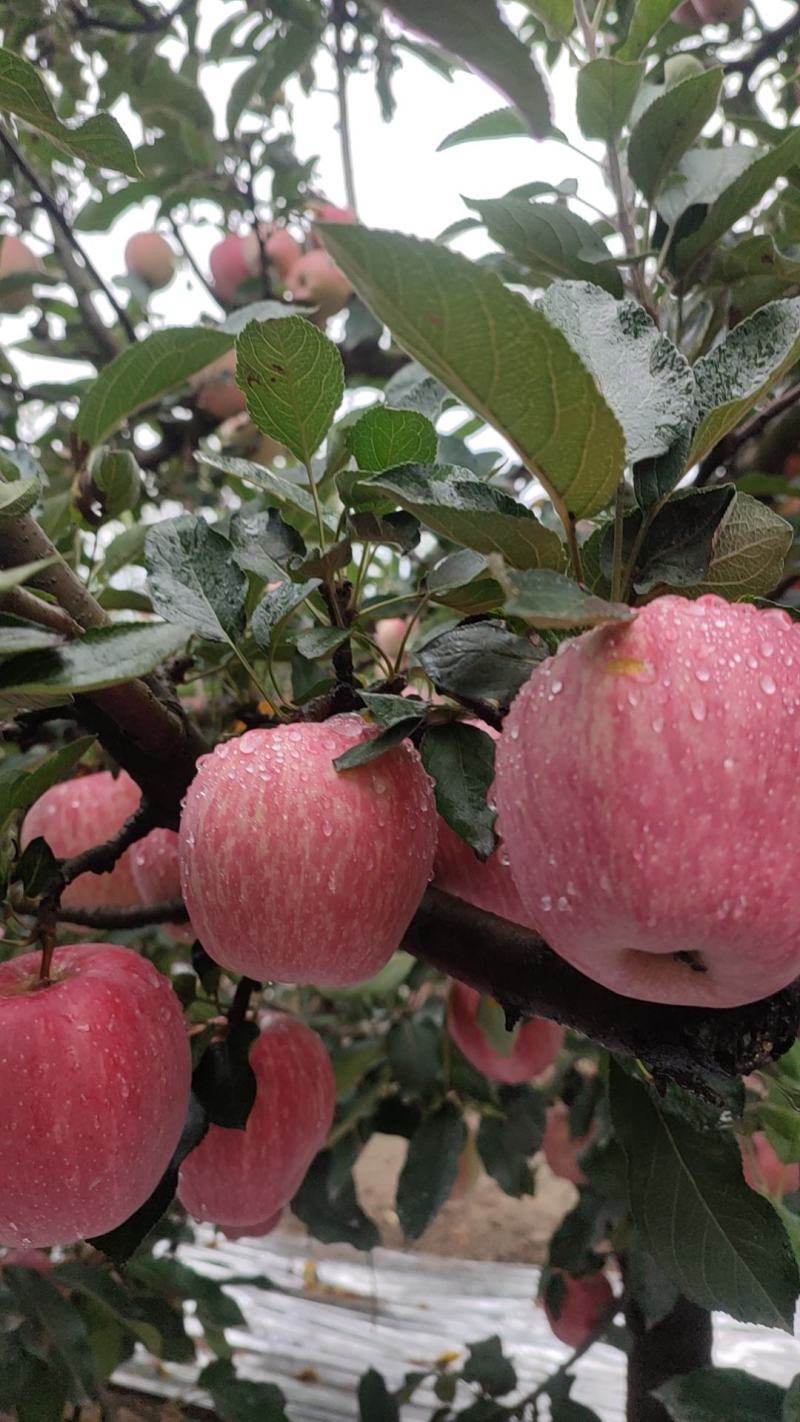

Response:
(0, 124), (136, 349)
(58, 800), (157, 895)
(725, 6), (800, 76)
(695, 378), (800, 486)
(404, 887), (800, 1080)
(333, 0), (358, 215)
(69, 0), (193, 35)
(55, 896), (188, 929)
(168, 218), (223, 311)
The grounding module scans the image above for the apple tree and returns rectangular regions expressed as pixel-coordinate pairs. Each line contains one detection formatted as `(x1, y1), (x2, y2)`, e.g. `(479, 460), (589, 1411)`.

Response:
(1, 1), (800, 1419)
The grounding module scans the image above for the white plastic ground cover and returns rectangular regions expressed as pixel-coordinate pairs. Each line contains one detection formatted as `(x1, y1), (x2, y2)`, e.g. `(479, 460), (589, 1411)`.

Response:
(114, 1228), (799, 1420)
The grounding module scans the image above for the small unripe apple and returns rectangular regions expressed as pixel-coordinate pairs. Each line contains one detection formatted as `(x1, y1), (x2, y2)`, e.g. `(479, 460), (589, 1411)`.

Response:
(209, 233), (251, 305)
(242, 224), (303, 282)
(124, 231), (175, 290)
(178, 1012), (334, 1229)
(179, 714), (437, 985)
(286, 251), (353, 319)
(131, 828), (193, 942)
(544, 1270), (614, 1348)
(542, 1102), (594, 1186)
(0, 234), (44, 313)
(447, 982), (563, 1084)
(309, 201), (357, 249)
(191, 349), (246, 422)
(21, 771), (141, 909)
(740, 1131), (800, 1199)
(497, 595), (800, 1009)
(0, 944), (190, 1247)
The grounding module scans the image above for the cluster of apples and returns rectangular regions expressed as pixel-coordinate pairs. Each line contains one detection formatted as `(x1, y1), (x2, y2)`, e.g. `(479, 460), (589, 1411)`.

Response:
(5, 593), (800, 1253)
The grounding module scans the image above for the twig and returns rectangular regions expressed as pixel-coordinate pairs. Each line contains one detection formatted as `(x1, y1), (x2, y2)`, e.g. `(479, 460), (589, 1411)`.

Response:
(1, 586), (82, 637)
(55, 897), (189, 928)
(228, 975), (261, 1027)
(333, 0), (358, 214)
(404, 887), (800, 1080)
(0, 124), (136, 348)
(515, 1298), (619, 1415)
(68, 0), (193, 34)
(694, 378), (800, 485)
(169, 219), (223, 310)
(725, 6), (800, 76)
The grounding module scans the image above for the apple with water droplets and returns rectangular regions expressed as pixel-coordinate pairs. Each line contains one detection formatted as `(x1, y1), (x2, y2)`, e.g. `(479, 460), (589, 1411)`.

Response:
(496, 595), (800, 1008)
(447, 981), (563, 1084)
(0, 944), (190, 1247)
(131, 828), (193, 942)
(179, 714), (437, 985)
(178, 1012), (334, 1229)
(21, 770), (142, 910)
(544, 1270), (614, 1347)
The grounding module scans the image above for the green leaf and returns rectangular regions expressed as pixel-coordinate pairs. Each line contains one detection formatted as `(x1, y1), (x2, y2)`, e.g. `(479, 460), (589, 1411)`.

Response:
(384, 0), (551, 139)
(4, 1268), (96, 1398)
(681, 492), (792, 599)
(387, 1017), (442, 1096)
(472, 197), (623, 298)
(358, 1370), (400, 1422)
(347, 509), (421, 553)
(655, 1368), (786, 1422)
(609, 1062), (800, 1329)
(539, 283), (695, 470)
(145, 517), (247, 644)
(226, 13), (323, 133)
(496, 566), (634, 628)
(628, 70), (723, 203)
(603, 486), (736, 595)
(360, 692), (429, 727)
(0, 737), (94, 829)
(671, 128), (800, 275)
(294, 625), (349, 660)
(199, 1359), (290, 1422)
(334, 718), (423, 771)
(785, 1377), (800, 1422)
(0, 48), (140, 176)
(618, 0), (679, 59)
(100, 523), (147, 578)
(292, 1150), (380, 1251)
(709, 235), (800, 294)
(0, 476), (39, 518)
(384, 361), (448, 419)
(689, 298), (800, 467)
(250, 578), (321, 654)
(235, 317), (344, 465)
(576, 58), (645, 141)
(624, 1231), (681, 1328)
(0, 622), (187, 699)
(421, 721), (496, 858)
(16, 835), (59, 898)
(52, 1262), (160, 1355)
(229, 507), (305, 581)
(347, 407), (438, 472)
(199, 451), (337, 531)
(396, 1101), (466, 1240)
(193, 1021), (259, 1131)
(418, 619), (544, 710)
(438, 106), (528, 151)
(525, 0), (574, 37)
(426, 549), (503, 614)
(319, 225), (625, 520)
(368, 464), (566, 571)
(462, 1336), (517, 1398)
(0, 614), (63, 655)
(477, 1086), (545, 1197)
(75, 328), (233, 448)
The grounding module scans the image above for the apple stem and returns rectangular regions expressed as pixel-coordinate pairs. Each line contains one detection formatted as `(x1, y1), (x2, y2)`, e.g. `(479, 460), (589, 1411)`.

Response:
(38, 938), (55, 987)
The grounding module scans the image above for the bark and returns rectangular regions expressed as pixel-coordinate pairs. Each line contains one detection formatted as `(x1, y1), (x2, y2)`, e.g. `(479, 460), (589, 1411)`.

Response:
(624, 1292), (713, 1422)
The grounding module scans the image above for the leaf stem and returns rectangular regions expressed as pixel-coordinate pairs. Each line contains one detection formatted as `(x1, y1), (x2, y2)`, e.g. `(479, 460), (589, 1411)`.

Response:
(610, 481), (626, 602)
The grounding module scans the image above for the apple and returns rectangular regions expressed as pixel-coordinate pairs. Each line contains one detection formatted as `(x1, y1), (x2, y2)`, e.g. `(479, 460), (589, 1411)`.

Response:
(191, 349), (246, 422)
(544, 1270), (614, 1348)
(542, 1102), (595, 1186)
(740, 1131), (800, 1199)
(131, 828), (193, 942)
(0, 944), (190, 1247)
(0, 234), (44, 313)
(671, 0), (701, 23)
(375, 617), (409, 666)
(447, 981), (563, 1084)
(692, 0), (746, 19)
(219, 1208), (283, 1242)
(21, 770), (141, 910)
(209, 233), (250, 306)
(242, 223), (303, 282)
(179, 713), (437, 985)
(286, 251), (353, 319)
(178, 1012), (335, 1229)
(496, 594), (800, 1009)
(0, 1248), (53, 1273)
(124, 232), (175, 290)
(309, 201), (357, 248)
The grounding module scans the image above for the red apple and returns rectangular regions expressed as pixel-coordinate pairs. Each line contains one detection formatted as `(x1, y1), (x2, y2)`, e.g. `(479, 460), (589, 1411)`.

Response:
(191, 349), (246, 422)
(542, 1102), (595, 1186)
(671, 0), (701, 23)
(242, 224), (303, 282)
(309, 201), (357, 248)
(124, 231), (175, 290)
(691, 0), (746, 19)
(179, 714), (437, 985)
(496, 595), (800, 1009)
(0, 944), (190, 1247)
(286, 251), (353, 319)
(375, 617), (409, 666)
(219, 1209), (283, 1242)
(0, 234), (44, 313)
(178, 1012), (334, 1229)
(544, 1270), (614, 1348)
(447, 981), (563, 1084)
(0, 1248), (53, 1273)
(131, 828), (193, 943)
(21, 770), (141, 910)
(209, 233), (250, 306)
(740, 1131), (800, 1199)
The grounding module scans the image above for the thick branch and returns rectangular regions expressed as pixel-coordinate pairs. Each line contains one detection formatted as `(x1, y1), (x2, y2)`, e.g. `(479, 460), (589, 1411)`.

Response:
(405, 888), (800, 1079)
(1, 586), (82, 637)
(623, 1285), (712, 1422)
(56, 897), (188, 929)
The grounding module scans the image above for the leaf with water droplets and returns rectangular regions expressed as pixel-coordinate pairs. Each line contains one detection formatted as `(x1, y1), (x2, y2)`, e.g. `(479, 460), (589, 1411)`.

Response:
(681, 493), (792, 600)
(421, 720), (497, 857)
(146, 516), (247, 644)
